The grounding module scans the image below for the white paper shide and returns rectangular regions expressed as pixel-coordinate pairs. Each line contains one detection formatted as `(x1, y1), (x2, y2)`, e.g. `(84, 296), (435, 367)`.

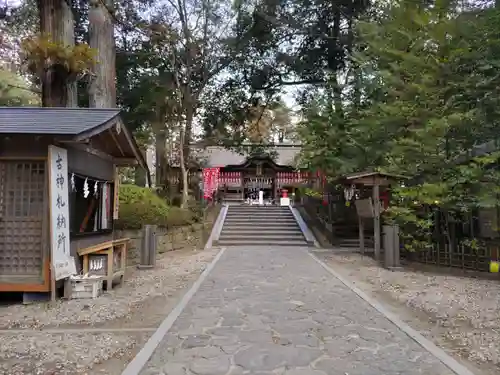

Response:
(49, 145), (76, 280)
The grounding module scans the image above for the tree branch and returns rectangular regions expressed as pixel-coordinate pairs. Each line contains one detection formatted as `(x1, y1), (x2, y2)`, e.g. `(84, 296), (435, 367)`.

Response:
(3, 82), (41, 94)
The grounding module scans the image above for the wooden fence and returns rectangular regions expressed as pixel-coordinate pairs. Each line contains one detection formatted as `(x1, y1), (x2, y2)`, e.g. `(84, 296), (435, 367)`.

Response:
(401, 240), (499, 272)
(303, 190), (499, 272)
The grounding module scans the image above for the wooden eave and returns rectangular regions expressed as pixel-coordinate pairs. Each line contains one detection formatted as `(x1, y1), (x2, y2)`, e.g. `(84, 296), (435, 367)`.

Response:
(70, 116), (148, 170)
(228, 155), (295, 170)
(338, 170), (408, 187)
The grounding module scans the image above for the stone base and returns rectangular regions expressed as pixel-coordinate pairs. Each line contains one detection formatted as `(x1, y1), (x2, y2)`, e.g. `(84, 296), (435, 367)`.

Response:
(385, 266), (404, 272)
(137, 264), (155, 270)
(23, 292), (50, 304)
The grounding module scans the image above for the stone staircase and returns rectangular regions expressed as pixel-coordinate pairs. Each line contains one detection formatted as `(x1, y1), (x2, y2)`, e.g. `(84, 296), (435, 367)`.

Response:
(332, 224), (374, 249)
(217, 205), (310, 247)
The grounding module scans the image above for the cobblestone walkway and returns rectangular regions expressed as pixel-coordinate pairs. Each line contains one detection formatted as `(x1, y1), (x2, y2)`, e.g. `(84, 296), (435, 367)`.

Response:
(139, 246), (454, 375)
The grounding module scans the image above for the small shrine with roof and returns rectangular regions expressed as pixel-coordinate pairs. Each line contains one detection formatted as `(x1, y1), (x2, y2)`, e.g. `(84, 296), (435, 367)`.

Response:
(0, 107), (148, 296)
(195, 144), (317, 205)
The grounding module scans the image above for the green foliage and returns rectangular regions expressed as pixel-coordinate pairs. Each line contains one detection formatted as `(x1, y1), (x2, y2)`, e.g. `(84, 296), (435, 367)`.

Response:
(115, 184), (194, 230)
(298, 2), (500, 251)
(300, 187), (322, 198)
(0, 68), (39, 106)
(21, 34), (95, 78)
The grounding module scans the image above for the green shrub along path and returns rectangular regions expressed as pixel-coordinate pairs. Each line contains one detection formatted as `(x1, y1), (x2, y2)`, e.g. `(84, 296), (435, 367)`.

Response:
(115, 185), (196, 230)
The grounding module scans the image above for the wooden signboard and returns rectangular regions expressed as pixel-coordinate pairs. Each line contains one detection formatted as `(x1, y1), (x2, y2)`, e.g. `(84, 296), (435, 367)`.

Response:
(355, 198), (375, 218)
(48, 145), (77, 280)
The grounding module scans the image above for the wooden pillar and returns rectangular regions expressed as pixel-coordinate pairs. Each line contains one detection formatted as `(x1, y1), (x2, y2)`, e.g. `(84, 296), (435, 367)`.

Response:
(359, 216), (365, 255)
(373, 183), (381, 261)
(240, 173), (244, 200)
(274, 174), (278, 203)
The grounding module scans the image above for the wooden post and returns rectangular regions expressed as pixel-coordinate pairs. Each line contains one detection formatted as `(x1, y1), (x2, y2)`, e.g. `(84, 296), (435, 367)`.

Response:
(373, 183), (381, 261)
(383, 225), (392, 267)
(240, 173), (244, 201)
(393, 224), (400, 267)
(359, 216), (365, 255)
(138, 225), (157, 269)
(106, 248), (113, 291)
(48, 164), (56, 303)
(50, 265), (56, 303)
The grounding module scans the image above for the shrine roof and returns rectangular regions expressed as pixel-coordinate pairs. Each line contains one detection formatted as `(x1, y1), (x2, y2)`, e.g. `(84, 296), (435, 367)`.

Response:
(192, 144), (302, 167)
(337, 170), (408, 186)
(342, 171), (407, 181)
(0, 107), (149, 182)
(0, 107), (120, 134)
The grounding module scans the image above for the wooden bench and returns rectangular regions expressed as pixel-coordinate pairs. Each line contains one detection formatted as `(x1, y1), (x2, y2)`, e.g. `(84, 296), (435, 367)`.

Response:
(77, 238), (129, 291)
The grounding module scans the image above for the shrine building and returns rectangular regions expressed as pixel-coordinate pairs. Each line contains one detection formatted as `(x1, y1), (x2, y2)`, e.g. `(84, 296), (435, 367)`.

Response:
(0, 107), (147, 294)
(193, 144), (317, 204)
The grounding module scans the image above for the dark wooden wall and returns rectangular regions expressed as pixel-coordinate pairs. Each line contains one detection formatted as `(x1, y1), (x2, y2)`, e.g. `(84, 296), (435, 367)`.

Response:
(1, 136), (118, 273)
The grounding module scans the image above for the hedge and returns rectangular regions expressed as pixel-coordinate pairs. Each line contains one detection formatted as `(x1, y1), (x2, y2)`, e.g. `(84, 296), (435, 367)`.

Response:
(114, 184), (195, 230)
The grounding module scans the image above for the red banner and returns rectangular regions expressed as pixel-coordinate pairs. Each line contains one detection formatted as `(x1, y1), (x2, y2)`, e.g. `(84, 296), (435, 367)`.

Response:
(203, 167), (220, 199)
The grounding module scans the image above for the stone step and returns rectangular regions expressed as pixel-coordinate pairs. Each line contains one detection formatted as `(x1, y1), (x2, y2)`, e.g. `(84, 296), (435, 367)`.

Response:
(337, 238), (373, 243)
(226, 213), (295, 220)
(217, 205), (311, 246)
(224, 221), (298, 227)
(336, 239), (374, 248)
(223, 228), (301, 234)
(226, 209), (292, 213)
(217, 238), (308, 247)
(219, 232), (305, 240)
(226, 209), (293, 216)
(228, 206), (289, 209)
(222, 227), (301, 234)
(222, 221), (299, 230)
(227, 208), (291, 212)
(228, 210), (291, 213)
(222, 228), (300, 234)
(225, 214), (295, 220)
(225, 222), (298, 227)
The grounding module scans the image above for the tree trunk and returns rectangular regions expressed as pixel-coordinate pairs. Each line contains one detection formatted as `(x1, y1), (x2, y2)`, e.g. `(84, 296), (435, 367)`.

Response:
(183, 105), (193, 163)
(37, 0), (77, 107)
(179, 124), (189, 208)
(155, 126), (166, 190)
(134, 166), (147, 187)
(332, 74), (343, 119)
(165, 128), (175, 202)
(88, 0), (116, 108)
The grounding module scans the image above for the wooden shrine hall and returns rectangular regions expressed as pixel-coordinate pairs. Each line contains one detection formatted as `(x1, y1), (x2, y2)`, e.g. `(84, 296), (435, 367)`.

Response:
(197, 144), (314, 204)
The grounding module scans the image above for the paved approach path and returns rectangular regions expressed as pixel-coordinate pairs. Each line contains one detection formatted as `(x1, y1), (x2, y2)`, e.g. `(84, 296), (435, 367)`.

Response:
(138, 246), (455, 375)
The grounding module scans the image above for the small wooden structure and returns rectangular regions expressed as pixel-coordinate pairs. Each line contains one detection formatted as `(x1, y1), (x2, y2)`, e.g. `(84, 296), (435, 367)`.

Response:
(0, 107), (148, 295)
(338, 171), (406, 261)
(78, 238), (128, 290)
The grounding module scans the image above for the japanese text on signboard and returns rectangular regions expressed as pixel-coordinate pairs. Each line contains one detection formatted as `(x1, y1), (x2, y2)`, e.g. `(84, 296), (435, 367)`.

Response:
(49, 145), (75, 280)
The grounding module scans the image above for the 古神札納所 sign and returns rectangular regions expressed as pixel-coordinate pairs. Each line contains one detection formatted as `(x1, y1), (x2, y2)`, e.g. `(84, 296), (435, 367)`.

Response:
(48, 145), (77, 280)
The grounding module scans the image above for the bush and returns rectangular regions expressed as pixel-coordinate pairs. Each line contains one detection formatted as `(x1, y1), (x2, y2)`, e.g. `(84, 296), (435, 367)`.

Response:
(115, 184), (194, 229)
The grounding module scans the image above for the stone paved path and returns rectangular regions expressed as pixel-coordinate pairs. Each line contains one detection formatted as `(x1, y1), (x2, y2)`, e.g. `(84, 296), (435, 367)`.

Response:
(139, 246), (455, 375)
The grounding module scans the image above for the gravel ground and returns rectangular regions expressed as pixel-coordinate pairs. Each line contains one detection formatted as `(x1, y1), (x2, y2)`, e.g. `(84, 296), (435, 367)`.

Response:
(0, 247), (220, 375)
(316, 250), (500, 375)
(0, 331), (149, 375)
